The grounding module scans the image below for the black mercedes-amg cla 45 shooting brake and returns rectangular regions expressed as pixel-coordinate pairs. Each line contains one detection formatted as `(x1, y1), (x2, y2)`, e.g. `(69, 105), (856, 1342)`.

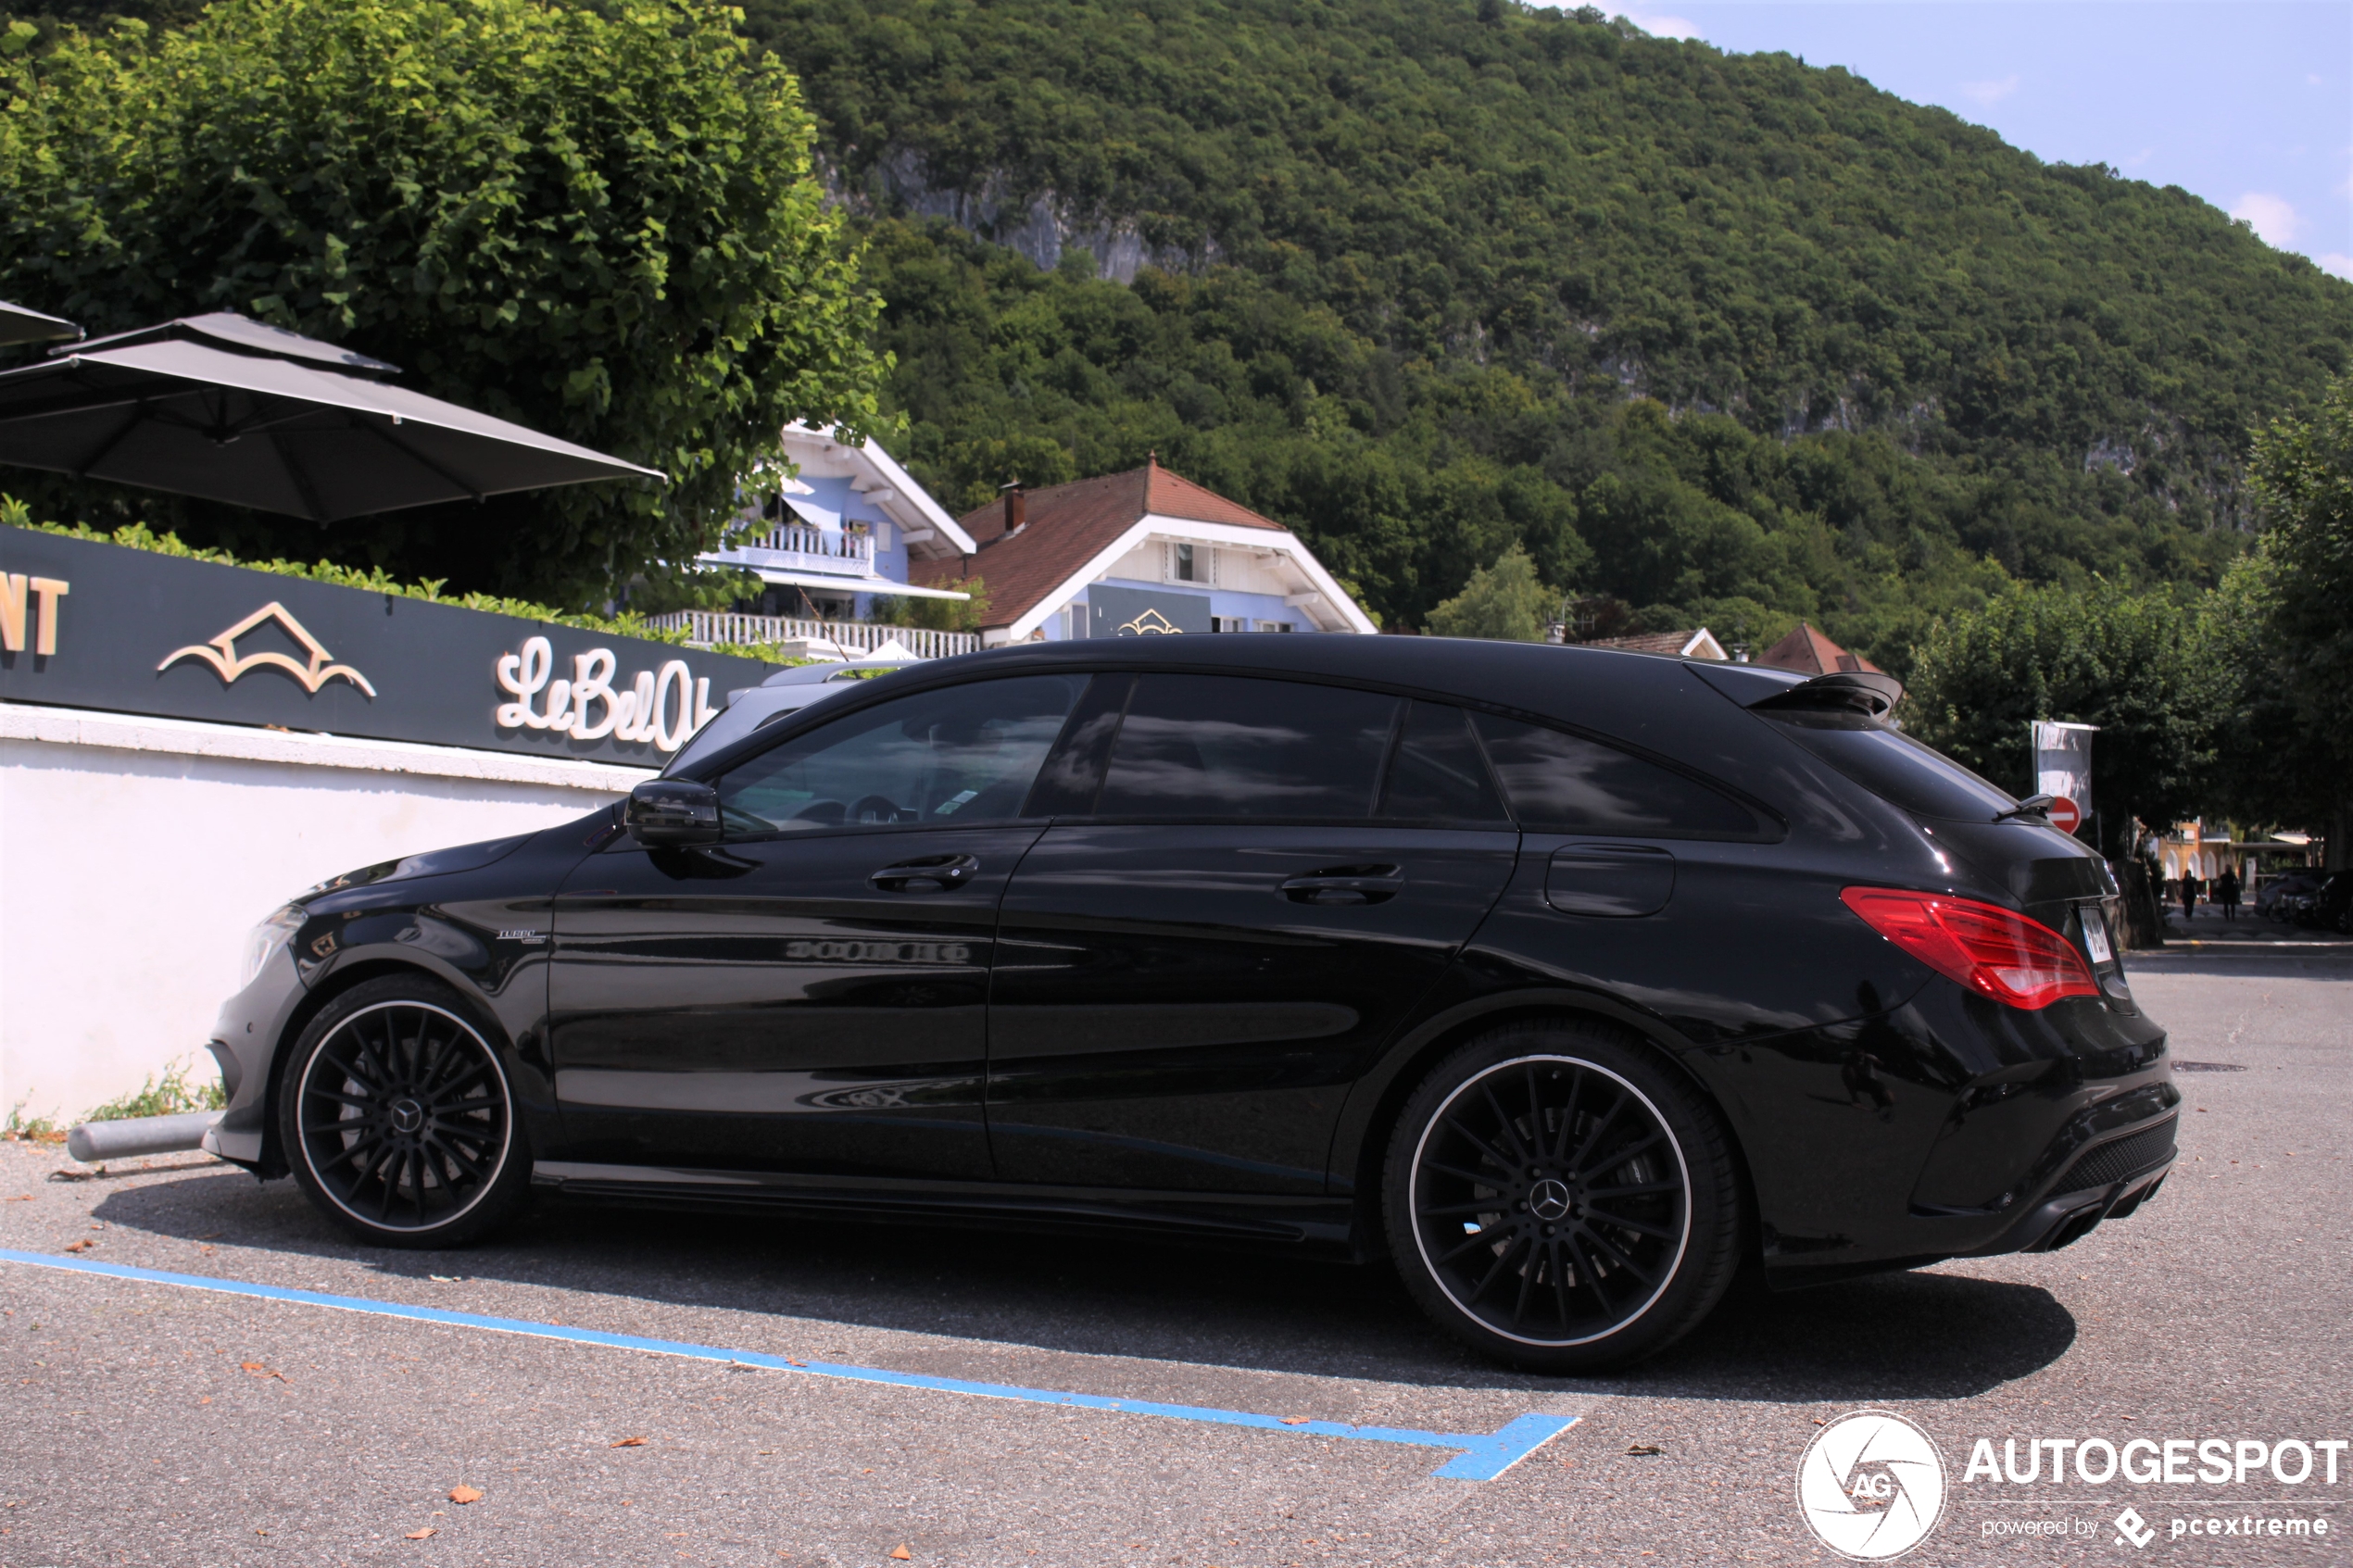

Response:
(203, 636), (2176, 1371)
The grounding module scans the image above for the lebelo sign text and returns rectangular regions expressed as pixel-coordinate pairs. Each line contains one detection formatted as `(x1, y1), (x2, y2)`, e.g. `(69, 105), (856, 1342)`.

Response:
(494, 634), (720, 754)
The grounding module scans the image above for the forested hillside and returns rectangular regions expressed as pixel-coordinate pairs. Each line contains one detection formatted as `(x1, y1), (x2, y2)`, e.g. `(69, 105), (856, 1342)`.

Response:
(7, 0), (2351, 659)
(744, 0), (2353, 664)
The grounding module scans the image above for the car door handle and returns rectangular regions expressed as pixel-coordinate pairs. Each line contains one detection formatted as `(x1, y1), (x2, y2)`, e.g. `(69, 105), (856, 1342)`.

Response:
(1280, 865), (1404, 906)
(870, 854), (979, 893)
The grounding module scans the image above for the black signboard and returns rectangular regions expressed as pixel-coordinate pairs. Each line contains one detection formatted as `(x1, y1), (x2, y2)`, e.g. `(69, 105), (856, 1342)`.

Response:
(1088, 582), (1211, 637)
(0, 529), (774, 767)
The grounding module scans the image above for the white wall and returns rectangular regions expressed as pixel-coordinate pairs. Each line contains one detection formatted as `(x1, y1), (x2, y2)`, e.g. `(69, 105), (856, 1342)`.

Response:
(0, 704), (646, 1124)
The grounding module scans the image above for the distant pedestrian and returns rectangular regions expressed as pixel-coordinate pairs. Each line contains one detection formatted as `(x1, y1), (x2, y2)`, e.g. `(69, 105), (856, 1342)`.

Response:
(2216, 869), (2242, 921)
(2181, 872), (2202, 922)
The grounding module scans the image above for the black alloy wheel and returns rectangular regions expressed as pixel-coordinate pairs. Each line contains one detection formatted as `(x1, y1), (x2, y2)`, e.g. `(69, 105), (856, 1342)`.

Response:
(1383, 1019), (1742, 1372)
(278, 976), (532, 1248)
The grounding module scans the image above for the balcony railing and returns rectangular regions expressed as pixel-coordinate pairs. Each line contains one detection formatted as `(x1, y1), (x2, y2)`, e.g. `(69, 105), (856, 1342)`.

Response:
(645, 610), (978, 662)
(705, 523), (877, 579)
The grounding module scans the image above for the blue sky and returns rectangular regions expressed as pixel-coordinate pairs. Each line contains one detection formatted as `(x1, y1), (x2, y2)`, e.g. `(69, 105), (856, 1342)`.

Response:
(1591, 1), (2353, 278)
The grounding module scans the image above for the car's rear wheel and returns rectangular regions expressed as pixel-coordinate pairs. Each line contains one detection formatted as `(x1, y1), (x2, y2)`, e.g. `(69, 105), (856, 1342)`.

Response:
(278, 976), (532, 1248)
(1382, 1018), (1742, 1373)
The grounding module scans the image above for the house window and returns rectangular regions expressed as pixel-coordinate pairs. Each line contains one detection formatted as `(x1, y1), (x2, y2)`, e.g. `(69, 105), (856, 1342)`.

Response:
(1173, 543), (1196, 582)
(1258, 620), (1292, 633)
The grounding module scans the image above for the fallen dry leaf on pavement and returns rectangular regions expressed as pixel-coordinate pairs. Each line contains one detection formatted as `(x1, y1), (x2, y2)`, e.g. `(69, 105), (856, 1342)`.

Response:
(1278, 1417), (1312, 1426)
(62, 1239), (94, 1253)
(610, 1437), (648, 1448)
(1626, 1443), (1665, 1456)
(4, 1195), (31, 1202)
(405, 1528), (437, 1540)
(889, 1548), (912, 1562)
(447, 1486), (483, 1505)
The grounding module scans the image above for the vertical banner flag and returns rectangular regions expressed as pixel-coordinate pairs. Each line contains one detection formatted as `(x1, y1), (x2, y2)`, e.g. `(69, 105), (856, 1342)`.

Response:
(2030, 721), (2097, 836)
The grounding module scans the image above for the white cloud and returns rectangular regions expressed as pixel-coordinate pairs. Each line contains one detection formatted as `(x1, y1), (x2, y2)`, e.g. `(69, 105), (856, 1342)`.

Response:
(2320, 254), (2353, 281)
(2231, 192), (2303, 247)
(1957, 74), (2021, 108)
(1621, 8), (1701, 39)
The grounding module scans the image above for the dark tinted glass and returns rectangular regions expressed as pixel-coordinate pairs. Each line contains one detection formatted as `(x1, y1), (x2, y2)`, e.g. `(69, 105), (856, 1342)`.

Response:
(1021, 672), (1134, 817)
(718, 674), (1085, 835)
(1765, 711), (2017, 821)
(1472, 712), (1761, 838)
(1097, 674), (1398, 819)
(1378, 701), (1511, 823)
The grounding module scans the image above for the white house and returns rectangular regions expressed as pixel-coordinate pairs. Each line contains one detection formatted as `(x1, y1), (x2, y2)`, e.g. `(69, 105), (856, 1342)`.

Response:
(913, 455), (1377, 645)
(697, 423), (982, 624)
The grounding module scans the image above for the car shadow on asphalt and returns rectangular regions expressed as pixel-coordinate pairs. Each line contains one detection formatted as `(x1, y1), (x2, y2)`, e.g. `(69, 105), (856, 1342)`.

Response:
(89, 1166), (2074, 1401)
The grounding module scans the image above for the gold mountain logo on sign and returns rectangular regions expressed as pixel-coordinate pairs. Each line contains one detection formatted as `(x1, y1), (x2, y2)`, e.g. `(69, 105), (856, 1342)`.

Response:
(1117, 608), (1184, 635)
(158, 601), (378, 696)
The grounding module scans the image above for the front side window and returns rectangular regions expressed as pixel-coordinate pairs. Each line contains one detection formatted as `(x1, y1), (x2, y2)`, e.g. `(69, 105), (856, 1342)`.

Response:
(1095, 674), (1398, 820)
(716, 675), (1086, 837)
(1472, 711), (1766, 839)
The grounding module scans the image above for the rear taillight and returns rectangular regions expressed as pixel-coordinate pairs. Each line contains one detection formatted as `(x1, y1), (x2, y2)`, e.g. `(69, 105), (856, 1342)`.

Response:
(1840, 886), (2099, 1010)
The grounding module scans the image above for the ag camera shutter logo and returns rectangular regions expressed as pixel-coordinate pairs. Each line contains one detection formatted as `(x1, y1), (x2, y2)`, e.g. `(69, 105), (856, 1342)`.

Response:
(1797, 1410), (1948, 1560)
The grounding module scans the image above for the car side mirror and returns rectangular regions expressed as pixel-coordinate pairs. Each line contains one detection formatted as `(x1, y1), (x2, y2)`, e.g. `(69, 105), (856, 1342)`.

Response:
(624, 779), (723, 847)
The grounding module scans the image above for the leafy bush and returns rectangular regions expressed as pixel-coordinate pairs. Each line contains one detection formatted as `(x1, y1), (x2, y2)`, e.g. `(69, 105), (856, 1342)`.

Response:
(1, 0), (891, 609)
(83, 1058), (227, 1122)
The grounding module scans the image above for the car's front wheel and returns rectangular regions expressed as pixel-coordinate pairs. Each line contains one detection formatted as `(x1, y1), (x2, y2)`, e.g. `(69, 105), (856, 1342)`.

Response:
(1382, 1018), (1742, 1372)
(277, 976), (532, 1248)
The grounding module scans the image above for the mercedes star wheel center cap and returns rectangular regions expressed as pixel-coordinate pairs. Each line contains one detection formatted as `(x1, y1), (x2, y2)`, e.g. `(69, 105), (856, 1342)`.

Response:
(390, 1098), (424, 1134)
(1529, 1177), (1574, 1221)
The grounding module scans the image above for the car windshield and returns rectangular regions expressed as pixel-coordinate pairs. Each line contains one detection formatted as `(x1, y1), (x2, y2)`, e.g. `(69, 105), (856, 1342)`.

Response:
(1763, 709), (2019, 821)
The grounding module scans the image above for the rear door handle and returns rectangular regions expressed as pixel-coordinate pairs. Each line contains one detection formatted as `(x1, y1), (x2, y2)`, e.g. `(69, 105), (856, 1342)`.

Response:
(1280, 865), (1404, 906)
(870, 853), (979, 893)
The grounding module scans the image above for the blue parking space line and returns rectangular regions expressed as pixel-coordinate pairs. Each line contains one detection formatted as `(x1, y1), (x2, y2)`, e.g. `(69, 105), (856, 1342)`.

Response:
(0, 1248), (1576, 1479)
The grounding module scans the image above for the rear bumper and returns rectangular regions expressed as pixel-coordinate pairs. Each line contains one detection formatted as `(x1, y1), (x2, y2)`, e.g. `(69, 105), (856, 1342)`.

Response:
(1961, 1114), (2178, 1257)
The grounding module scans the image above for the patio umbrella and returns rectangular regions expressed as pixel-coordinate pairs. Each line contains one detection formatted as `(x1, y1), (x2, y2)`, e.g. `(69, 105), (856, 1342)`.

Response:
(0, 312), (662, 521)
(0, 299), (81, 347)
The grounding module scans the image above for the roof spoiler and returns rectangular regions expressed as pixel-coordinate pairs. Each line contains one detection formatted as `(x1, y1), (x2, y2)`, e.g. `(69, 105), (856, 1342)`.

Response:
(1748, 670), (1905, 719)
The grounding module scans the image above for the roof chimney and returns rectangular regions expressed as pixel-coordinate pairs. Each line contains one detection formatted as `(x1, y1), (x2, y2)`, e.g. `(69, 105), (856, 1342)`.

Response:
(999, 478), (1026, 540)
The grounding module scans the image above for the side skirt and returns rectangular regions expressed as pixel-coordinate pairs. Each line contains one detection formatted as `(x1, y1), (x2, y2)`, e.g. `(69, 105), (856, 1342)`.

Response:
(530, 1160), (1361, 1256)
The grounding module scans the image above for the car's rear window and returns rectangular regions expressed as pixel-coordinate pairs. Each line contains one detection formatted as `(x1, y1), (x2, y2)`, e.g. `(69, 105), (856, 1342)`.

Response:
(1764, 710), (2018, 821)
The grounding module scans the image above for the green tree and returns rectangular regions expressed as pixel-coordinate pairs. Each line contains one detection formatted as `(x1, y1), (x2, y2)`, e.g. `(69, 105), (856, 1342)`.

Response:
(0, 0), (890, 608)
(2242, 374), (2353, 857)
(870, 576), (989, 633)
(2201, 549), (2338, 838)
(1906, 583), (2227, 854)
(1425, 543), (1557, 642)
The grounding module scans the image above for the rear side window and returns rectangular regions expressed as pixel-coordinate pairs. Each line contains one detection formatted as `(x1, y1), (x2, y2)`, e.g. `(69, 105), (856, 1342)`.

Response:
(1095, 674), (1398, 820)
(1471, 711), (1766, 839)
(1378, 701), (1511, 823)
(1765, 710), (2017, 821)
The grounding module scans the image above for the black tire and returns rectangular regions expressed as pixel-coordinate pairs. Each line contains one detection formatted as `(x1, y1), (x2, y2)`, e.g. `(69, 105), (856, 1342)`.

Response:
(277, 975), (533, 1248)
(1381, 1017), (1742, 1373)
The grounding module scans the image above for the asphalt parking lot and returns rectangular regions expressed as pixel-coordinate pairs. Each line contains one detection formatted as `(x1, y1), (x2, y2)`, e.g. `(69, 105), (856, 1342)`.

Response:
(4, 945), (2347, 1567)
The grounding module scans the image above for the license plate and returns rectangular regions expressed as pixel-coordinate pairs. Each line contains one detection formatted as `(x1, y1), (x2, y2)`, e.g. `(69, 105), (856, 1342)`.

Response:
(2082, 910), (2114, 965)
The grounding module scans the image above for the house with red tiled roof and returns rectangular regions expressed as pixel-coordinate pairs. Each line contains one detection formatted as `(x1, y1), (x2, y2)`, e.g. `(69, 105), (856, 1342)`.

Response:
(1573, 628), (1730, 660)
(1756, 622), (1881, 676)
(912, 456), (1377, 645)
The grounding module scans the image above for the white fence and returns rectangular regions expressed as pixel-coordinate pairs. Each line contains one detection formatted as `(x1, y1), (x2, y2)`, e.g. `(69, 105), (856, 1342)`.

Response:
(645, 610), (979, 661)
(708, 523), (878, 578)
